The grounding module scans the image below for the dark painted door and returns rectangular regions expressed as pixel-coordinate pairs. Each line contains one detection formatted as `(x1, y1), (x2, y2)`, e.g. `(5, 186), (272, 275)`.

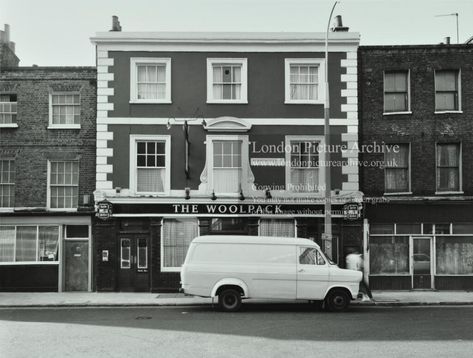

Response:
(65, 241), (89, 291)
(118, 236), (150, 292)
(413, 238), (432, 289)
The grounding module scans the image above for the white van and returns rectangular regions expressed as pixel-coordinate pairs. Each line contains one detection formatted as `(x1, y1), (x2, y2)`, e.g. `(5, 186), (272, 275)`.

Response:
(180, 235), (362, 312)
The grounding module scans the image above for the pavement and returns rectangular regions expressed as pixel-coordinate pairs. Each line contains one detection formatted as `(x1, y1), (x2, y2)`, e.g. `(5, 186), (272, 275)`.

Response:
(1, 290), (473, 308)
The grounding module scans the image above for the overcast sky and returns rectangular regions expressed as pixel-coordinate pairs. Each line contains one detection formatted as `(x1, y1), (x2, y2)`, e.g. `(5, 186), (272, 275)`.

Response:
(1, 0), (472, 66)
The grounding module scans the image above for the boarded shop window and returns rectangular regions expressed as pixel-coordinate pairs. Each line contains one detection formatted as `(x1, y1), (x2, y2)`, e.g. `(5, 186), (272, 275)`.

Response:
(435, 70), (460, 111)
(385, 144), (410, 193)
(213, 140), (242, 194)
(260, 219), (295, 237)
(0, 159), (15, 207)
(0, 225), (59, 263)
(369, 236), (409, 274)
(436, 143), (460, 192)
(436, 237), (473, 275)
(162, 218), (198, 271)
(384, 71), (409, 112)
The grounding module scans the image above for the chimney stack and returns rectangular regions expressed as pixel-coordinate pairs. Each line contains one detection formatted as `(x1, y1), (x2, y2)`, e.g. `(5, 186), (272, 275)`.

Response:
(331, 15), (349, 32)
(111, 16), (122, 32)
(0, 24), (19, 68)
(444, 36), (451, 45)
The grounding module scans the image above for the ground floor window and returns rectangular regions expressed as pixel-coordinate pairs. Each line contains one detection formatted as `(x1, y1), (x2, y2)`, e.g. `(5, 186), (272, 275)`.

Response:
(0, 225), (59, 263)
(162, 218), (198, 271)
(259, 219), (295, 237)
(369, 236), (409, 274)
(436, 236), (473, 275)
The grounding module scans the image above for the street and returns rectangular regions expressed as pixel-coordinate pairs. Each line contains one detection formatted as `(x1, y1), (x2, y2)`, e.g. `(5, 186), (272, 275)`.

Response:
(1, 304), (472, 358)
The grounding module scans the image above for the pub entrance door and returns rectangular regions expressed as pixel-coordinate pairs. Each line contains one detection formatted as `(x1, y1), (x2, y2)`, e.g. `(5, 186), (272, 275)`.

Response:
(118, 236), (150, 292)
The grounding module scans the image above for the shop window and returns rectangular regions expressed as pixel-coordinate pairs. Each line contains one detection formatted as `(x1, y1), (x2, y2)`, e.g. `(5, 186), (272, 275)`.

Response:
(436, 143), (461, 192)
(369, 236), (409, 274)
(162, 218), (199, 271)
(435, 70), (460, 112)
(370, 224), (394, 235)
(423, 223), (433, 235)
(452, 223), (473, 234)
(435, 224), (451, 235)
(0, 159), (15, 207)
(396, 223), (421, 235)
(259, 219), (295, 237)
(436, 236), (473, 274)
(384, 71), (410, 113)
(385, 144), (410, 193)
(0, 225), (59, 263)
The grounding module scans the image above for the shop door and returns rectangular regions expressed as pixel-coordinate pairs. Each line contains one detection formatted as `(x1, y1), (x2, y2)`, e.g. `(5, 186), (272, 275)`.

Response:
(119, 236), (150, 292)
(64, 241), (89, 291)
(412, 237), (432, 289)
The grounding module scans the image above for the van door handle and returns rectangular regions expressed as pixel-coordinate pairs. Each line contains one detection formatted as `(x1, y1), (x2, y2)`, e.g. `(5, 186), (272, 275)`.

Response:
(298, 269), (304, 272)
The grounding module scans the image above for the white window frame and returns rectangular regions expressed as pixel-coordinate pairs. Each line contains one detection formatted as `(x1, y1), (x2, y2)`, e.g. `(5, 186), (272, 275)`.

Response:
(383, 143), (412, 195)
(207, 58), (248, 104)
(48, 92), (81, 129)
(129, 134), (171, 195)
(130, 57), (172, 104)
(0, 159), (15, 209)
(0, 93), (18, 128)
(206, 134), (249, 196)
(383, 70), (411, 115)
(284, 58), (325, 104)
(285, 135), (325, 194)
(46, 160), (79, 211)
(434, 69), (462, 114)
(435, 142), (463, 194)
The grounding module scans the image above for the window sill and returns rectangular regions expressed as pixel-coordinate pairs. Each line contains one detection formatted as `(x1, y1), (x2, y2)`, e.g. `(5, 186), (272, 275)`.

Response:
(434, 110), (463, 114)
(48, 125), (81, 130)
(0, 261), (59, 266)
(47, 208), (78, 212)
(368, 274), (411, 276)
(285, 100), (324, 105)
(384, 192), (412, 196)
(383, 111), (412, 116)
(206, 99), (248, 104)
(129, 99), (172, 104)
(434, 191), (464, 195)
(0, 123), (18, 128)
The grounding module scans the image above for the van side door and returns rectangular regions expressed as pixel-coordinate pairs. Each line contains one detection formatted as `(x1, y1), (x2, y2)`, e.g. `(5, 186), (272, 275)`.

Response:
(296, 247), (329, 300)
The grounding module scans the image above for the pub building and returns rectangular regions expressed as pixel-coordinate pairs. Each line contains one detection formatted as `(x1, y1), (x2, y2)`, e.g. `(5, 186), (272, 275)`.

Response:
(91, 18), (364, 292)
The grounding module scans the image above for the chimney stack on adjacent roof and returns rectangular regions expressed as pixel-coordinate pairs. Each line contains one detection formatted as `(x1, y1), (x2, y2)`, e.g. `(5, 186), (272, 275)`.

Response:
(0, 24), (19, 68)
(110, 16), (122, 32)
(444, 36), (451, 45)
(331, 15), (349, 32)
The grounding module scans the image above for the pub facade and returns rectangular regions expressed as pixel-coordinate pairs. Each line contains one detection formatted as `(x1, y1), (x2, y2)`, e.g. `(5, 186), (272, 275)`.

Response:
(91, 23), (362, 292)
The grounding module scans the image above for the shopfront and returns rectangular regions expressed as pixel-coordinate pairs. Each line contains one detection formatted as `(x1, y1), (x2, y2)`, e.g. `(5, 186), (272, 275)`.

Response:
(94, 201), (363, 292)
(365, 203), (473, 290)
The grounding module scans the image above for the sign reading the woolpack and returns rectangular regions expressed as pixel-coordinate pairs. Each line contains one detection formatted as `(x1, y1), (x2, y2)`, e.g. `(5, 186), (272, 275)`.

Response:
(113, 202), (347, 217)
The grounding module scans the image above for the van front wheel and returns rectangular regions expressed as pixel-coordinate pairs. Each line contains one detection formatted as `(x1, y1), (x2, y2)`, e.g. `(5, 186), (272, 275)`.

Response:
(218, 289), (242, 312)
(325, 289), (350, 312)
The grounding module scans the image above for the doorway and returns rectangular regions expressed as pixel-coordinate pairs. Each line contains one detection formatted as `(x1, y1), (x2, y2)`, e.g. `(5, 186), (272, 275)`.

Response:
(64, 240), (89, 291)
(118, 236), (150, 292)
(412, 237), (433, 289)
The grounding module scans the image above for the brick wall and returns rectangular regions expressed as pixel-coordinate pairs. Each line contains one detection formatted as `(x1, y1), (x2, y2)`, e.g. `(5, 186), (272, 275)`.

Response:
(0, 67), (97, 208)
(358, 45), (473, 196)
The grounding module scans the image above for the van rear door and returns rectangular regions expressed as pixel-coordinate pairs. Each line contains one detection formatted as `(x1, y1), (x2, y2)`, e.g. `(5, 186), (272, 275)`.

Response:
(296, 247), (329, 300)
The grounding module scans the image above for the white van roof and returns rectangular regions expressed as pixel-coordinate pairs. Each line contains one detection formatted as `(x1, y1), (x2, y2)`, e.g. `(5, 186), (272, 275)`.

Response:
(192, 235), (320, 248)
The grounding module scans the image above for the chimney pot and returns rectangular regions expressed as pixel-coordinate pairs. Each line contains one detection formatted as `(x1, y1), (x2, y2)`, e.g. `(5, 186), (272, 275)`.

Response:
(444, 36), (451, 45)
(111, 16), (122, 32)
(331, 15), (349, 32)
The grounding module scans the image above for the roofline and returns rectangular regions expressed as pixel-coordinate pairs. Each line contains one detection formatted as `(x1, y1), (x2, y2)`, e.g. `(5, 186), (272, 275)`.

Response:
(0, 66), (96, 71)
(359, 44), (473, 50)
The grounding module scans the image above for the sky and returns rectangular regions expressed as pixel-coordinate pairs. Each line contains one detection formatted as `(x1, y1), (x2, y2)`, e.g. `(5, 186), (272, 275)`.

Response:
(1, 0), (472, 66)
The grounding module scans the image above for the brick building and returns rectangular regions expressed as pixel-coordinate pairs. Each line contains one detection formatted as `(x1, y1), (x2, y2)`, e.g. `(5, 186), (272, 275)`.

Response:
(0, 26), (97, 291)
(90, 22), (364, 292)
(359, 43), (473, 290)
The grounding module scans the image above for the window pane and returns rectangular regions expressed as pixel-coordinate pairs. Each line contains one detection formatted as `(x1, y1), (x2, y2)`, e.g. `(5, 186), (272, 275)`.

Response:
(137, 238), (147, 269)
(435, 224), (450, 235)
(435, 71), (457, 91)
(66, 225), (89, 238)
(385, 71), (407, 92)
(370, 224), (394, 235)
(436, 236), (473, 274)
(0, 226), (15, 262)
(369, 236), (409, 274)
(121, 238), (130, 269)
(396, 223), (421, 235)
(214, 168), (241, 193)
(137, 168), (165, 192)
(437, 144), (459, 166)
(162, 218), (198, 269)
(260, 219), (295, 237)
(38, 226), (59, 261)
(452, 223), (473, 234)
(16, 226), (37, 261)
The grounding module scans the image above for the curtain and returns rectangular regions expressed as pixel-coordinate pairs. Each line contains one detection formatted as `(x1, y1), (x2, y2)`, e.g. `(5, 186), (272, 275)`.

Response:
(436, 237), (473, 274)
(137, 65), (166, 99)
(290, 168), (318, 192)
(436, 144), (459, 191)
(38, 226), (59, 261)
(369, 236), (409, 274)
(260, 219), (295, 237)
(137, 168), (165, 192)
(0, 226), (15, 262)
(16, 226), (37, 261)
(162, 219), (199, 269)
(384, 72), (408, 112)
(435, 71), (458, 110)
(385, 144), (409, 192)
(290, 65), (318, 100)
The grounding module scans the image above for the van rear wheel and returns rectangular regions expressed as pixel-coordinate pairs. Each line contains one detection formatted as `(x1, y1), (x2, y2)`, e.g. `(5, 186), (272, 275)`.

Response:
(325, 289), (350, 312)
(218, 288), (242, 312)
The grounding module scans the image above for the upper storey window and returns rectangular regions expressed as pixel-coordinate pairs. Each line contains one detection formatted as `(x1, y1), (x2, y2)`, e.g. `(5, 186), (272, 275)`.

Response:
(435, 70), (460, 112)
(130, 58), (172, 104)
(49, 93), (81, 128)
(207, 58), (248, 104)
(0, 94), (17, 126)
(285, 59), (325, 104)
(384, 71), (410, 113)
